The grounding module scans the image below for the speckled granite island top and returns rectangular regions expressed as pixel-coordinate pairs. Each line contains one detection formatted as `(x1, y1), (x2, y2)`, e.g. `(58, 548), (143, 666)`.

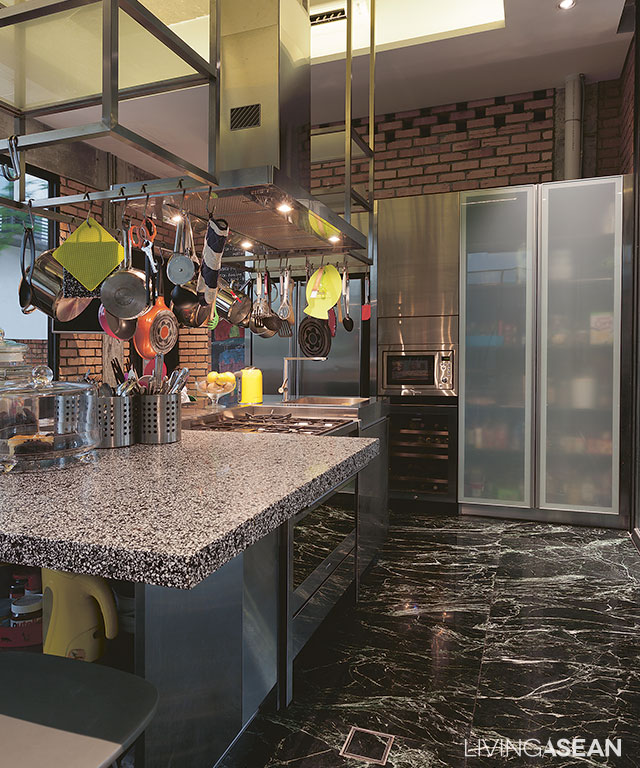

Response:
(0, 432), (378, 589)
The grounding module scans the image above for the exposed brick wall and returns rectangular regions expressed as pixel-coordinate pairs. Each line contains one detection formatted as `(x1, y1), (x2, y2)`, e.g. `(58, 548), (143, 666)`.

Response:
(597, 79), (623, 176)
(58, 333), (103, 380)
(178, 328), (210, 397)
(14, 339), (47, 369)
(620, 39), (634, 175)
(312, 90), (554, 199)
(596, 39), (634, 179)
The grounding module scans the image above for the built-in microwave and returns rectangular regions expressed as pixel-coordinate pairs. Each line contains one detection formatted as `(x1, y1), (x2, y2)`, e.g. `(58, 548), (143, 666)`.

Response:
(379, 347), (457, 396)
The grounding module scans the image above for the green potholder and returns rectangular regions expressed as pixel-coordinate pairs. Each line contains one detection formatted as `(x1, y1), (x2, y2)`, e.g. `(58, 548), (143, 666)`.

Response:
(53, 218), (123, 291)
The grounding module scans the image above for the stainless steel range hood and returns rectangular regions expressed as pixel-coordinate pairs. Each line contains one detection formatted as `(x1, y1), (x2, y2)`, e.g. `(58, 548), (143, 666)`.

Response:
(218, 0), (311, 192)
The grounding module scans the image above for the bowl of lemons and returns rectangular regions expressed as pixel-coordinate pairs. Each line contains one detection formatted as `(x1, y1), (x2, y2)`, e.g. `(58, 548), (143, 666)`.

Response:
(196, 370), (237, 408)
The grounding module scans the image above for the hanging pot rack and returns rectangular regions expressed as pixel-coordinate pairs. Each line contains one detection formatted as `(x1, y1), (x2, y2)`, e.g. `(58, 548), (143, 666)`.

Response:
(0, 172), (373, 269)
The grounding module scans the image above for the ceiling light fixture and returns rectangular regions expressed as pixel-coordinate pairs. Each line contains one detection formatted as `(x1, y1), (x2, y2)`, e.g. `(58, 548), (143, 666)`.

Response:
(241, 240), (253, 250)
(277, 203), (293, 213)
(329, 235), (340, 243)
(557, 0), (576, 9)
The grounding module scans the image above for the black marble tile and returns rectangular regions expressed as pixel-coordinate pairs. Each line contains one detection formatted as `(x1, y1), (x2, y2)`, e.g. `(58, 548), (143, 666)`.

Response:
(221, 513), (640, 768)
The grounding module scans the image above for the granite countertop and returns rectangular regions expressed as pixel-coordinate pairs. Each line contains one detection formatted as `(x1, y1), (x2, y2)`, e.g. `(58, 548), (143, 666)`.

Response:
(0, 432), (378, 589)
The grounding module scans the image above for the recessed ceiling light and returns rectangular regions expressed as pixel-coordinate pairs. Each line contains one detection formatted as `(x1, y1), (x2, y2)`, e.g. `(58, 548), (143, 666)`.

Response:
(241, 240), (253, 250)
(329, 235), (340, 243)
(558, 0), (576, 9)
(277, 203), (293, 213)
(171, 214), (182, 223)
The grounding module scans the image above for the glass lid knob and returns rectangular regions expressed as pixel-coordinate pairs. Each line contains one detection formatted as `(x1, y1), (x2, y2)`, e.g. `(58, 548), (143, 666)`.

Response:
(31, 365), (54, 387)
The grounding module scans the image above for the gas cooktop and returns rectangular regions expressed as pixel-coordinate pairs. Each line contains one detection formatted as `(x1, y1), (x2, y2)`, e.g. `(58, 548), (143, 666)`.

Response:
(188, 411), (355, 435)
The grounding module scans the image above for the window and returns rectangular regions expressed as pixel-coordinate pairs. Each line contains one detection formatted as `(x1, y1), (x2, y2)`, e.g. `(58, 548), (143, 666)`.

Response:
(0, 168), (56, 365)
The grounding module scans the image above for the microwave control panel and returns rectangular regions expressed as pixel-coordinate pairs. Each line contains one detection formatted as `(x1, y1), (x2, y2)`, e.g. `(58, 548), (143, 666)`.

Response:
(439, 354), (453, 388)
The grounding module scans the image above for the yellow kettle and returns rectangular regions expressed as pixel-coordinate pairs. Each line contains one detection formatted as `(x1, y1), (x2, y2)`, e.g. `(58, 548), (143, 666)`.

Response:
(42, 569), (118, 662)
(239, 367), (263, 405)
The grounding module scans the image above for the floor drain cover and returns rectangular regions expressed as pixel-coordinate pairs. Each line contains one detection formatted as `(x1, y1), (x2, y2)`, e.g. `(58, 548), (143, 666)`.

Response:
(339, 726), (395, 765)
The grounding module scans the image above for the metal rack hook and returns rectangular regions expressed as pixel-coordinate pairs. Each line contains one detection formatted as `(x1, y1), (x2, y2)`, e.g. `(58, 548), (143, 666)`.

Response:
(141, 184), (151, 219)
(120, 199), (131, 231)
(206, 185), (216, 218)
(83, 191), (92, 226)
(26, 199), (35, 231)
(1, 135), (21, 182)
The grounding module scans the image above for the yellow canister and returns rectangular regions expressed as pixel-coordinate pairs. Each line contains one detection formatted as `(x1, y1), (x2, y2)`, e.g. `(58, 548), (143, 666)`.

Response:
(239, 367), (263, 405)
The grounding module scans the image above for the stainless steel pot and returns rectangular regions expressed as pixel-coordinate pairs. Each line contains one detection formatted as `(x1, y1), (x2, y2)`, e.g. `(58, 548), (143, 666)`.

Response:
(19, 249), (92, 322)
(215, 278), (252, 326)
(100, 225), (149, 320)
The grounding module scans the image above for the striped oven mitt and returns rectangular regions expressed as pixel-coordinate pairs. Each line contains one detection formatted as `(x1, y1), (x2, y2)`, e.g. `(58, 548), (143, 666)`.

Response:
(197, 217), (229, 305)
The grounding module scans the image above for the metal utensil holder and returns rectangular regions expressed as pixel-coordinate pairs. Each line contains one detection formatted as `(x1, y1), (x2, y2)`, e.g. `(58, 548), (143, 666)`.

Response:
(138, 394), (181, 445)
(98, 396), (135, 449)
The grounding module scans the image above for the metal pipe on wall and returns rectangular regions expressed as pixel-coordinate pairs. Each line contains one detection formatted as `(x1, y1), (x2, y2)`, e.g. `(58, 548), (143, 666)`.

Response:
(564, 73), (584, 180)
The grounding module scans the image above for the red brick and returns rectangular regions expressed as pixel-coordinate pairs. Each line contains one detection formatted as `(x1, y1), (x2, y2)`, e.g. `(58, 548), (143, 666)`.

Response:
(450, 110), (476, 120)
(469, 148), (497, 159)
(524, 97), (554, 110)
(386, 158), (412, 169)
(438, 171), (465, 182)
(452, 180), (481, 191)
(467, 117), (494, 129)
(486, 104), (514, 116)
(415, 116), (438, 126)
(467, 168), (496, 179)
(506, 112), (534, 124)
(481, 136), (510, 147)
(452, 160), (480, 171)
(497, 143), (528, 156)
(480, 177), (508, 189)
(497, 164), (525, 176)
(395, 128), (420, 139)
(452, 139), (480, 151)
(431, 123), (456, 134)
(481, 156), (510, 167)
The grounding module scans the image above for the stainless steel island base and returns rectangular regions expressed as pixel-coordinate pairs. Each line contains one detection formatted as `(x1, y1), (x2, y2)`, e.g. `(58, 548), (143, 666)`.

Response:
(134, 471), (384, 768)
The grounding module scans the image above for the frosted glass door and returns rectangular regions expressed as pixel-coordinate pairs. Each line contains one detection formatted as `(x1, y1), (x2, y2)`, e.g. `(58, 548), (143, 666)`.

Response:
(459, 188), (535, 507)
(539, 178), (622, 514)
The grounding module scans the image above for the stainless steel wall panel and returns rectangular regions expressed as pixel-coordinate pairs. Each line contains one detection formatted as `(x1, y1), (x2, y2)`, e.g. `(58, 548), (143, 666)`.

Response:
(377, 193), (460, 318)
(378, 316), (458, 347)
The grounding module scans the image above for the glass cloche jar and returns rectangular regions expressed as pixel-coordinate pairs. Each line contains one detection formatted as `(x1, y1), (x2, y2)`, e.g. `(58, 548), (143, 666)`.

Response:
(0, 330), (31, 383)
(0, 366), (99, 472)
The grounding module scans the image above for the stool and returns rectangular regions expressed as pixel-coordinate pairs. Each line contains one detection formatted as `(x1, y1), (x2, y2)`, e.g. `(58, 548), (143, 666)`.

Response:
(0, 651), (158, 768)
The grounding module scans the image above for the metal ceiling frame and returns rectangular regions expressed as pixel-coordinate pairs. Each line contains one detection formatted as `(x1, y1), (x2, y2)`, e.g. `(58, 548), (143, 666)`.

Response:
(0, 0), (374, 265)
(0, 0), (219, 185)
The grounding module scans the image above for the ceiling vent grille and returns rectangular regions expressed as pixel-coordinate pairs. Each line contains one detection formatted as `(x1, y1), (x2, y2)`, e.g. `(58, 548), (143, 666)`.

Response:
(310, 8), (346, 25)
(230, 104), (261, 131)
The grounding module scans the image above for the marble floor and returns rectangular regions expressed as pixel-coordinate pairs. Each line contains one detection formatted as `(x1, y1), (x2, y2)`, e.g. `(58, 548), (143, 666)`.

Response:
(220, 511), (640, 768)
